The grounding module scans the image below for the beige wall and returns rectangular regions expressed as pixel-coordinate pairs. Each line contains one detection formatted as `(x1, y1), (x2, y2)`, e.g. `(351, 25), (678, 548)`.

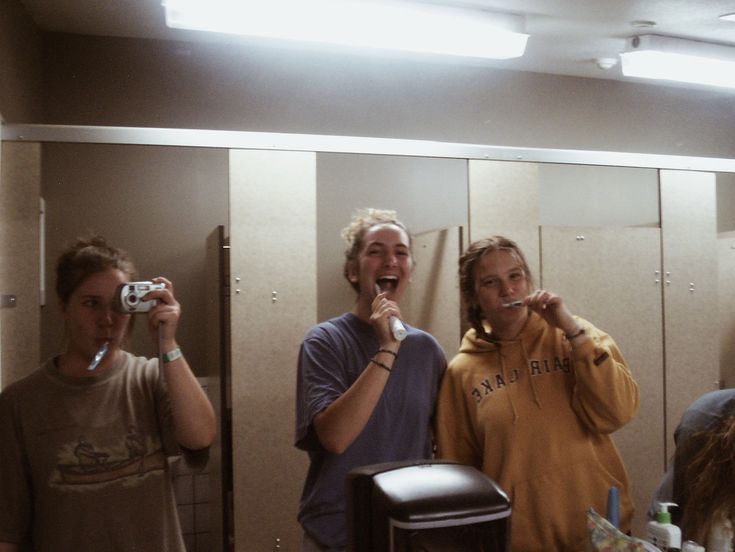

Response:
(35, 31), (735, 160)
(0, 0), (44, 123)
(0, 141), (41, 387)
(2, 1), (735, 161)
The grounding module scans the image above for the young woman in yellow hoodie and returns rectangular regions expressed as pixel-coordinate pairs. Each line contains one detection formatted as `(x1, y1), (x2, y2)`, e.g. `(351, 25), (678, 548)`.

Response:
(435, 235), (639, 552)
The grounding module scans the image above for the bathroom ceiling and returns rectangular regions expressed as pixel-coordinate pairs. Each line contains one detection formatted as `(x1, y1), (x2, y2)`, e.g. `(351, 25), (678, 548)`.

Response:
(17, 0), (735, 89)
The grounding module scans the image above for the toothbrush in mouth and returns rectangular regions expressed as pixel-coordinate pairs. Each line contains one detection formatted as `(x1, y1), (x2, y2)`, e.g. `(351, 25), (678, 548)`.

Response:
(374, 284), (407, 341)
(87, 341), (109, 371)
(502, 300), (524, 308)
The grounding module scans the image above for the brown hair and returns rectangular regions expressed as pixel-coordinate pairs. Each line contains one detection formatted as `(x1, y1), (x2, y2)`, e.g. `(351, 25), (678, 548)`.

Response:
(56, 235), (137, 306)
(676, 415), (735, 543)
(458, 236), (533, 339)
(341, 208), (413, 292)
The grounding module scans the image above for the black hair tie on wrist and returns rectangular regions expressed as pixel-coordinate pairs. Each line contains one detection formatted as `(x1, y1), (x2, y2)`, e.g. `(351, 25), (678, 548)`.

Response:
(370, 358), (392, 373)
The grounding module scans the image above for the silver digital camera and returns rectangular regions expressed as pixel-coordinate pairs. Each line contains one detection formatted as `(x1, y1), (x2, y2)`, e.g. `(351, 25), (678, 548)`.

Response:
(115, 281), (165, 313)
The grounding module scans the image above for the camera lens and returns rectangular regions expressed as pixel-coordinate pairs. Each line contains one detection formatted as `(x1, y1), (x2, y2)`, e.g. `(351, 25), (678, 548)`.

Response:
(128, 294), (138, 304)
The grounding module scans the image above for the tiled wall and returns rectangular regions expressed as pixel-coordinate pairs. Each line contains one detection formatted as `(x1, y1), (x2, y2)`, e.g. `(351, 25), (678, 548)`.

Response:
(173, 377), (213, 552)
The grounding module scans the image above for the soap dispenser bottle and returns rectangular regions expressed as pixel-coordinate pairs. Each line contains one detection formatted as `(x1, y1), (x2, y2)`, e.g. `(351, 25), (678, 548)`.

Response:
(647, 502), (682, 552)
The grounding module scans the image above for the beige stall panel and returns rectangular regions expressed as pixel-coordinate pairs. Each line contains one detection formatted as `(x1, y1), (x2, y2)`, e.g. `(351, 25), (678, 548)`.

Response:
(469, 160), (540, 278)
(0, 141), (40, 388)
(229, 150), (314, 551)
(541, 226), (664, 537)
(660, 170), (719, 461)
(719, 233), (735, 388)
(402, 227), (462, 358)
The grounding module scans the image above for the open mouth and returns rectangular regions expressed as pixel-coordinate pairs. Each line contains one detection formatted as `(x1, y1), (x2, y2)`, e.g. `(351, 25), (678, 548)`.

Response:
(375, 275), (399, 294)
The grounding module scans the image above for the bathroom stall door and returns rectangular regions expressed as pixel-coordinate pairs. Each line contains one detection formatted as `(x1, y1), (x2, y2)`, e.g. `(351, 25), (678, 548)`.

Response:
(0, 141), (41, 388)
(401, 226), (463, 356)
(659, 170), (719, 459)
(229, 149), (315, 551)
(540, 226), (664, 537)
(469, 160), (540, 277)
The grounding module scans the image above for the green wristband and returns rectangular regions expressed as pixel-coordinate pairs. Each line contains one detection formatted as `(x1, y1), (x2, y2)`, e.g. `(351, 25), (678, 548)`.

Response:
(162, 347), (183, 364)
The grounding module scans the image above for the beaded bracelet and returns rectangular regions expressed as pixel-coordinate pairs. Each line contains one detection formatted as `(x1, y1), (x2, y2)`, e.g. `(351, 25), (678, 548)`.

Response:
(377, 348), (398, 358)
(370, 358), (392, 373)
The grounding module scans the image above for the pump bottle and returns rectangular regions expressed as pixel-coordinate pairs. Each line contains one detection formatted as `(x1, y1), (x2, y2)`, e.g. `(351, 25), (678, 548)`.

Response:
(647, 502), (681, 552)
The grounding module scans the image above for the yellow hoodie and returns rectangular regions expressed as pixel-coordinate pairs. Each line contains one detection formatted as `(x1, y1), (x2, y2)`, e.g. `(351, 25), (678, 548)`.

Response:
(435, 311), (639, 552)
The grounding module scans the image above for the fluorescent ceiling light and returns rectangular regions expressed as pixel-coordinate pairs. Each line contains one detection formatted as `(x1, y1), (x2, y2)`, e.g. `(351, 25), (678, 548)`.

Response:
(620, 34), (735, 89)
(162, 0), (528, 60)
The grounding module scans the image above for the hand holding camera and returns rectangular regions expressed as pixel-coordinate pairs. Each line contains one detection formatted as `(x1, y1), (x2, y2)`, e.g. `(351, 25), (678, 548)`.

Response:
(117, 278), (182, 347)
(116, 281), (166, 313)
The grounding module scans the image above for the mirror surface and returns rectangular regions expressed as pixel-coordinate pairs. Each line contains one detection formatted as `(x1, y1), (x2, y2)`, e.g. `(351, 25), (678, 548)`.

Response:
(3, 136), (734, 547)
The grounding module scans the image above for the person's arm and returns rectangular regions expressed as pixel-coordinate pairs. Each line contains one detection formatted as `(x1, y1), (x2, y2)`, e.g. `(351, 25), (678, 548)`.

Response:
(524, 288), (592, 349)
(159, 343), (217, 450)
(313, 347), (397, 454)
(568, 324), (639, 432)
(312, 292), (402, 454)
(147, 277), (216, 451)
(524, 289), (639, 432)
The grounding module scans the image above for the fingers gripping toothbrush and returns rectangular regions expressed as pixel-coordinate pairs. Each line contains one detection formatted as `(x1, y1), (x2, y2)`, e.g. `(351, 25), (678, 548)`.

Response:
(375, 284), (407, 341)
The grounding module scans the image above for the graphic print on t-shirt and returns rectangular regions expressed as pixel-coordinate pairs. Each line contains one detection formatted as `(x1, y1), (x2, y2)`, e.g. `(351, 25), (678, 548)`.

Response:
(51, 426), (166, 489)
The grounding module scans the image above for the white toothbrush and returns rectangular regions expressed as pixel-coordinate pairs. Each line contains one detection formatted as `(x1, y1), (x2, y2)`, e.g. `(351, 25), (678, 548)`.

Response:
(374, 284), (407, 341)
(87, 341), (109, 371)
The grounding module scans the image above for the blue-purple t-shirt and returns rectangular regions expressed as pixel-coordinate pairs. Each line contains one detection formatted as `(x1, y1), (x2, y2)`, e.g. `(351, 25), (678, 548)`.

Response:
(295, 313), (446, 550)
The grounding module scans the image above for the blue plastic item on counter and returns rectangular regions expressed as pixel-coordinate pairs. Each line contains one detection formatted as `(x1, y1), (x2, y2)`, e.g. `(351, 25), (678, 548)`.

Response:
(606, 486), (620, 528)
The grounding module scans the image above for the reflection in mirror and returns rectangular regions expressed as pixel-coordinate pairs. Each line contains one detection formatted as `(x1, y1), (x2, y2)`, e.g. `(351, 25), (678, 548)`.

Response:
(316, 153), (467, 321)
(470, 160), (666, 536)
(1, 136), (733, 547)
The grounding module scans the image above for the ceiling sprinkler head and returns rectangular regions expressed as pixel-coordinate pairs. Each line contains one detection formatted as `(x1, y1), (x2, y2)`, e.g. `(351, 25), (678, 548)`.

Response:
(631, 20), (657, 29)
(595, 57), (619, 70)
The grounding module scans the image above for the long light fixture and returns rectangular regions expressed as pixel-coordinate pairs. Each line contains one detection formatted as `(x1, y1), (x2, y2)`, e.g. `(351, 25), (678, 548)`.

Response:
(162, 0), (528, 60)
(620, 34), (735, 89)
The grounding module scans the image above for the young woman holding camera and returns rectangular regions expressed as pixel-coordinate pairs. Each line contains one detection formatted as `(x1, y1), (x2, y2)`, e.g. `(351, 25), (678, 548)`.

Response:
(0, 236), (216, 552)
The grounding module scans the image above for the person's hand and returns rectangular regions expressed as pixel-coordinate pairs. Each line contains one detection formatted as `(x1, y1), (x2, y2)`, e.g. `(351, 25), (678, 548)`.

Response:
(145, 276), (181, 343)
(524, 289), (579, 336)
(371, 290), (402, 349)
